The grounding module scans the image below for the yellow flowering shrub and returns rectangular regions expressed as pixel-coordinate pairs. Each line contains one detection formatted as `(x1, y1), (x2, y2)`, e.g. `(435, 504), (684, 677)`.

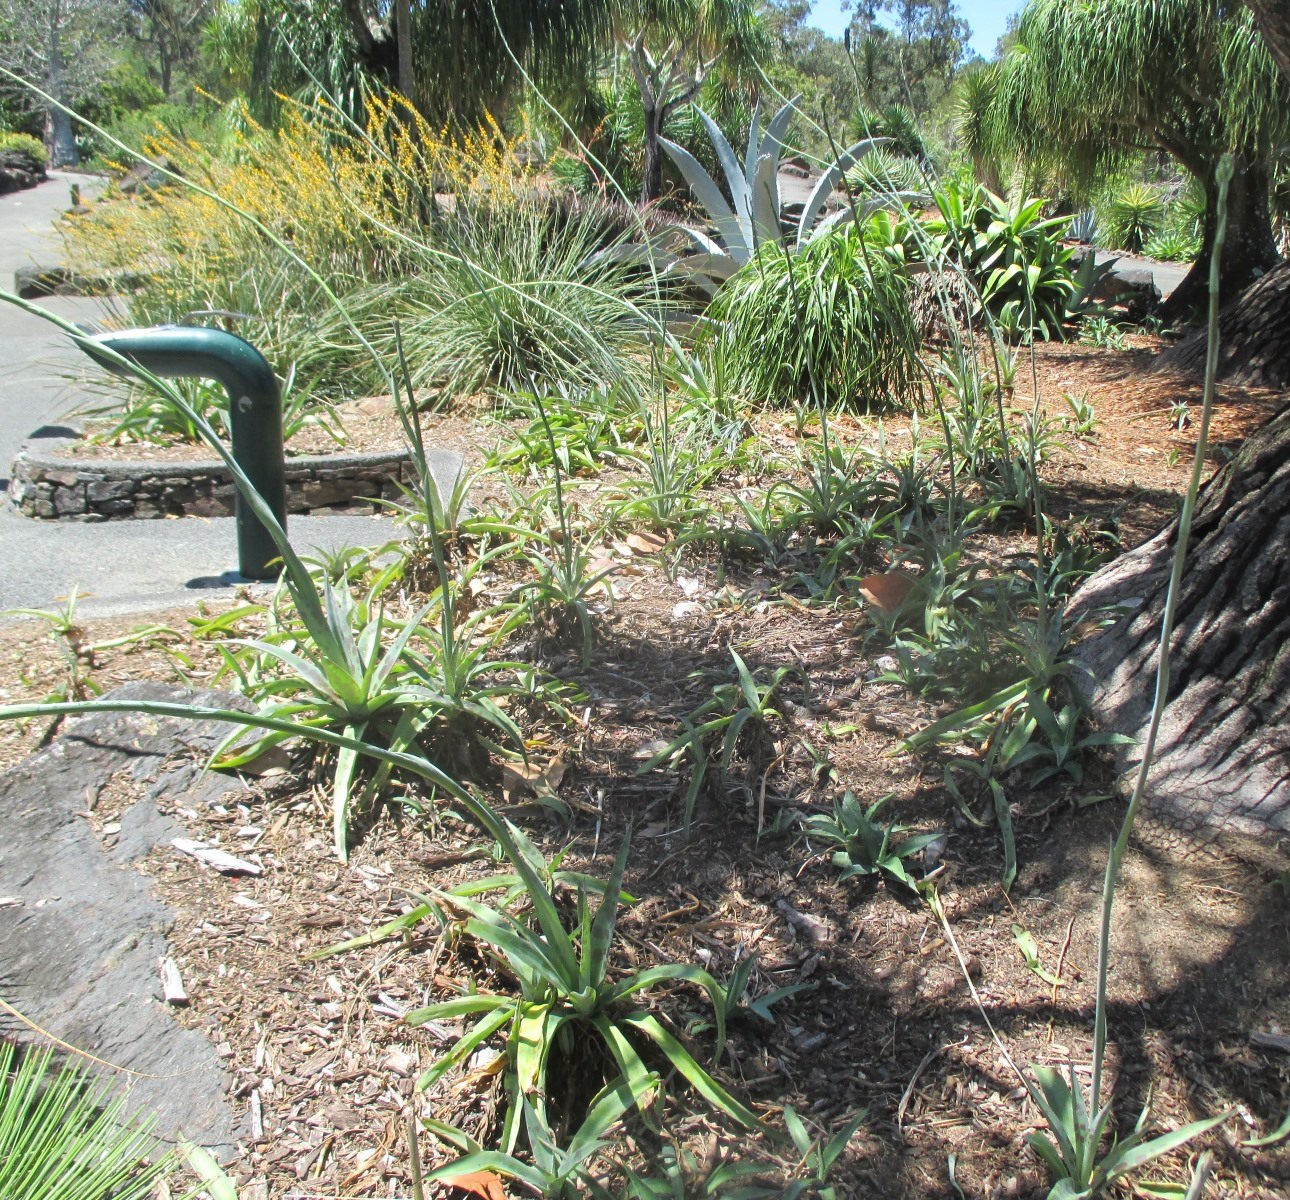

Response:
(63, 94), (535, 324)
(63, 94), (656, 409)
(60, 95), (541, 404)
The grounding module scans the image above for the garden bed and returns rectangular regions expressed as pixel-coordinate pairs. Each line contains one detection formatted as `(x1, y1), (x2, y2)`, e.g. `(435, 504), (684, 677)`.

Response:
(2, 338), (1288, 1199)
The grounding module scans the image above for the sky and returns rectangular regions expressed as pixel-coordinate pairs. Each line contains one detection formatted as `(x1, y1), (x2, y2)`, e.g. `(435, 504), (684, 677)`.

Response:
(807, 1), (1020, 61)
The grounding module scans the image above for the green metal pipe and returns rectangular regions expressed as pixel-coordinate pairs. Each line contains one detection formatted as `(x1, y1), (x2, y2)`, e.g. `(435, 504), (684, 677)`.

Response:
(80, 326), (286, 580)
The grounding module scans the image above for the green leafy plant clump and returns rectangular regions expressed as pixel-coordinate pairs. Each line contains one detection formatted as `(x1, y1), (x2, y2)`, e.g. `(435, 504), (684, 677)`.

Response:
(1101, 182), (1166, 254)
(406, 824), (761, 1194)
(706, 223), (923, 409)
(358, 192), (668, 401)
(924, 182), (1076, 340)
(802, 792), (939, 889)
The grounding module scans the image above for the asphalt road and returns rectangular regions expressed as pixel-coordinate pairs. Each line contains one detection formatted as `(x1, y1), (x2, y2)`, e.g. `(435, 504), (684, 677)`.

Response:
(0, 172), (404, 619)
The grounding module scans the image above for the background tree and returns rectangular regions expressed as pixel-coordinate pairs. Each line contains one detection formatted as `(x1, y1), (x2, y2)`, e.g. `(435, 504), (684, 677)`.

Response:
(205, 0), (620, 126)
(843, 0), (968, 117)
(975, 0), (1289, 317)
(125, 0), (213, 98)
(1155, 0), (1290, 388)
(761, 0), (855, 138)
(1247, 0), (1290, 75)
(203, 0), (359, 121)
(617, 0), (769, 203)
(0, 0), (125, 164)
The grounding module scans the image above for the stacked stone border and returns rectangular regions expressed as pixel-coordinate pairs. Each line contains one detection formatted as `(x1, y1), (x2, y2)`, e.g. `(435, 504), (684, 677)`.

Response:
(10, 431), (417, 521)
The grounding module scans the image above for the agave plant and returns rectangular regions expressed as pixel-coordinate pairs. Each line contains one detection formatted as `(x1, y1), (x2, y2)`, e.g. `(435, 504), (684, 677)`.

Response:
(407, 824), (760, 1147)
(214, 578), (447, 863)
(640, 100), (924, 293)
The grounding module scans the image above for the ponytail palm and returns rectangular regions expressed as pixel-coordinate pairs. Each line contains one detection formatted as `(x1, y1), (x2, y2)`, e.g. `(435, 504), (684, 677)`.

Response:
(977, 0), (1289, 315)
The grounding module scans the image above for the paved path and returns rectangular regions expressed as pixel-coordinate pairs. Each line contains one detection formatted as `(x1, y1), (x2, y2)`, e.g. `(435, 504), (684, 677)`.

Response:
(1090, 248), (1189, 299)
(0, 173), (404, 619)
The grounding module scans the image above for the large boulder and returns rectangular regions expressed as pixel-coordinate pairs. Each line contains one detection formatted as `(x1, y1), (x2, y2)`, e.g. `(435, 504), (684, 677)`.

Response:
(0, 682), (247, 1154)
(0, 148), (46, 195)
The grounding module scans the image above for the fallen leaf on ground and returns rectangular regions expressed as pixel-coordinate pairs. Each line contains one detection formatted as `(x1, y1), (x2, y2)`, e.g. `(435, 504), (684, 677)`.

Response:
(446, 1170), (508, 1200)
(857, 570), (916, 612)
(624, 531), (667, 554)
(501, 756), (567, 804)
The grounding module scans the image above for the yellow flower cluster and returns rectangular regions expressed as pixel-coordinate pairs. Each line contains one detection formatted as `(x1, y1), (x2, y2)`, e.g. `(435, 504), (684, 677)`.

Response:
(62, 95), (536, 312)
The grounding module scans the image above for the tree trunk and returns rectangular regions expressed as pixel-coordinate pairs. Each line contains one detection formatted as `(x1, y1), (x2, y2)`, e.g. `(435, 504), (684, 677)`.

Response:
(641, 103), (664, 205)
(44, 0), (78, 167)
(1155, 258), (1290, 389)
(44, 106), (77, 168)
(395, 0), (414, 100)
(1071, 397), (1290, 847)
(249, 4), (275, 123)
(1161, 157), (1280, 322)
(1075, 1), (1290, 851)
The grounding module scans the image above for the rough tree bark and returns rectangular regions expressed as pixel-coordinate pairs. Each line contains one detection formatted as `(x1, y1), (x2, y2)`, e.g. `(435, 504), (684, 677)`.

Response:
(1072, 399), (1290, 845)
(395, 0), (414, 100)
(1156, 258), (1290, 389)
(1155, 4), (1290, 387)
(641, 101), (665, 204)
(1073, 2), (1290, 845)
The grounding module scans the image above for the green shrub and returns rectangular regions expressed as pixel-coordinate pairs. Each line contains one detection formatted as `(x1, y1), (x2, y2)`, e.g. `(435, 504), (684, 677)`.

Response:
(358, 191), (668, 398)
(844, 146), (925, 198)
(706, 223), (922, 409)
(924, 182), (1076, 340)
(0, 131), (48, 166)
(1142, 227), (1199, 261)
(851, 102), (929, 162)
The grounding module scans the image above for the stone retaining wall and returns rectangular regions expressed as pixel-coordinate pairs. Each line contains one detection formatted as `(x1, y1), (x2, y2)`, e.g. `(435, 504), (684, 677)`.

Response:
(10, 437), (418, 521)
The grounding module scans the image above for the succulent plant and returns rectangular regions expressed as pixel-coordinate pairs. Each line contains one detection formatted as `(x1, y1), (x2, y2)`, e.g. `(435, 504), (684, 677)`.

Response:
(598, 99), (926, 294)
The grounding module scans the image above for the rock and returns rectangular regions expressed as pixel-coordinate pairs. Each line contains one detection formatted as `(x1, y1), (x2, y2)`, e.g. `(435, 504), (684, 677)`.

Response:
(0, 682), (252, 1155)
(52, 485), (87, 516)
(1102, 267), (1161, 315)
(86, 478), (136, 503)
(1066, 247), (1162, 316)
(14, 265), (74, 298)
(0, 149), (45, 196)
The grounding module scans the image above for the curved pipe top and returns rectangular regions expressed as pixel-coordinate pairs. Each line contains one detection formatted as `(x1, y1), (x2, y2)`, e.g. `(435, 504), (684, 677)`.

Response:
(75, 324), (286, 581)
(81, 325), (278, 405)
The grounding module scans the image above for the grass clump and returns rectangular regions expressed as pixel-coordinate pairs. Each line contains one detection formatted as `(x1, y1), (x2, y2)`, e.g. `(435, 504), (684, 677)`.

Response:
(354, 191), (668, 400)
(706, 223), (922, 410)
(0, 1040), (168, 1200)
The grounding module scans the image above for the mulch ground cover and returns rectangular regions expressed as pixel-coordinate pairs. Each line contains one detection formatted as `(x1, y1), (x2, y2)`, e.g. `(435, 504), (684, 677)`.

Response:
(2, 336), (1288, 1199)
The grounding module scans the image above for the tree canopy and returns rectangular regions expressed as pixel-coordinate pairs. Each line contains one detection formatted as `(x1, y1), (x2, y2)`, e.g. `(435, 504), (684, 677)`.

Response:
(969, 0), (1289, 311)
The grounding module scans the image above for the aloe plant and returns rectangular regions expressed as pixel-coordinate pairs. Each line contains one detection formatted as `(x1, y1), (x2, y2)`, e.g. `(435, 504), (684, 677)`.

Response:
(408, 826), (759, 1125)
